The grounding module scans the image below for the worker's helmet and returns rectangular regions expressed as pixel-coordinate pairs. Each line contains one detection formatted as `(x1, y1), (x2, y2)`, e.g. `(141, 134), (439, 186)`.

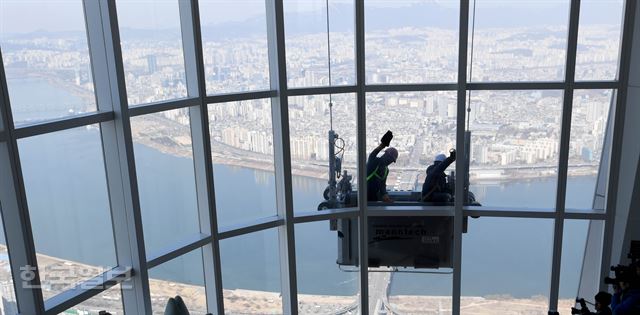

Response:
(435, 153), (447, 162)
(384, 147), (398, 163)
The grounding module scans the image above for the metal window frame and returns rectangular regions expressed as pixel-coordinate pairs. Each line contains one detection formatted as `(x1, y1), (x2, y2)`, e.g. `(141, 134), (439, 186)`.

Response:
(177, 0), (225, 313)
(82, 1), (153, 313)
(218, 216), (284, 240)
(0, 0), (635, 314)
(354, 0), (370, 313)
(128, 97), (200, 117)
(0, 44), (45, 315)
(452, 1), (470, 314)
(146, 233), (212, 270)
(548, 1), (582, 313)
(265, 0), (299, 313)
(599, 0), (638, 293)
(13, 111), (114, 139)
(43, 266), (132, 315)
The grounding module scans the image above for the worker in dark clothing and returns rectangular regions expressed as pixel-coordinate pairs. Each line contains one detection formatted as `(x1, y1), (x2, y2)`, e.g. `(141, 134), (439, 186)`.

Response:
(575, 292), (612, 315)
(421, 149), (456, 202)
(366, 131), (398, 202)
(611, 276), (640, 315)
(593, 292), (613, 315)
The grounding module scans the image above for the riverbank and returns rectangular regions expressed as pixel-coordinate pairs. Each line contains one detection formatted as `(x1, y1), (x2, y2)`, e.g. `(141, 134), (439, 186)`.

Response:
(5, 69), (96, 109)
(389, 295), (576, 315)
(0, 247), (579, 315)
(131, 113), (599, 188)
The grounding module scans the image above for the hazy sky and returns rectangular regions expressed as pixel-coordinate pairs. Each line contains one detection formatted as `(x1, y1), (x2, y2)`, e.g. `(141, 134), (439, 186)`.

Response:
(0, 0), (623, 34)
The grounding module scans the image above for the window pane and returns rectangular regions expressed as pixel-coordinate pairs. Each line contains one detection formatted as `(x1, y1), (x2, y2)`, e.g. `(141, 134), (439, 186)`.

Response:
(467, 90), (563, 209)
(131, 109), (200, 255)
(366, 92), (457, 200)
(575, 0), (624, 81)
(366, 215), (454, 313)
(461, 217), (553, 314)
(573, 220), (604, 303)
(0, 110), (4, 132)
(117, 0), (188, 105)
(365, 1), (459, 83)
(295, 221), (358, 314)
(284, 0), (355, 88)
(220, 229), (282, 314)
(0, 218), (18, 314)
(208, 99), (277, 227)
(0, 0), (97, 125)
(387, 271), (452, 314)
(288, 94), (358, 213)
(566, 90), (612, 210)
(61, 284), (123, 315)
(18, 126), (117, 297)
(199, 0), (270, 94)
(468, 1), (570, 82)
(559, 220), (590, 312)
(149, 248), (207, 314)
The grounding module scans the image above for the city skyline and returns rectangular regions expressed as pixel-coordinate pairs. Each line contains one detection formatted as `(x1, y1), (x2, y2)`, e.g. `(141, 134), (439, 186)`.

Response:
(0, 21), (617, 180)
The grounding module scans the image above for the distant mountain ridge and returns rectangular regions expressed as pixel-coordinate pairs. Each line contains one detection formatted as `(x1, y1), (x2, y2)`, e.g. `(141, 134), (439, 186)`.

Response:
(2, 1), (622, 41)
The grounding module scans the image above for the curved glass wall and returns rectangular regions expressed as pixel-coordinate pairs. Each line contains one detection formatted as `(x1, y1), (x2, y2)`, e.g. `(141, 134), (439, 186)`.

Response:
(0, 1), (631, 314)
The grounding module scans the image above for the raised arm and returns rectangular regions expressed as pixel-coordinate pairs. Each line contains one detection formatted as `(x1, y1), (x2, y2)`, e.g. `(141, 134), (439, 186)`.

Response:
(430, 155), (455, 175)
(368, 143), (386, 162)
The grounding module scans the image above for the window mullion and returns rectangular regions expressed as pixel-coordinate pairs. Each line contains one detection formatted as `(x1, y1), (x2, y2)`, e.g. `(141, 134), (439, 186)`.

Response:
(83, 1), (152, 313)
(0, 45), (45, 315)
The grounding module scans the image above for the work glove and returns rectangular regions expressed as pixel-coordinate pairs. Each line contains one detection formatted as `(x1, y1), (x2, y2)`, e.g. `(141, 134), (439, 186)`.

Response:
(381, 130), (393, 147)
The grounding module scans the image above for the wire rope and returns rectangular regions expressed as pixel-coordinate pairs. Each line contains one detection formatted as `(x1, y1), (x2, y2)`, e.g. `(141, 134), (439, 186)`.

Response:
(467, 0), (478, 130)
(325, 0), (334, 131)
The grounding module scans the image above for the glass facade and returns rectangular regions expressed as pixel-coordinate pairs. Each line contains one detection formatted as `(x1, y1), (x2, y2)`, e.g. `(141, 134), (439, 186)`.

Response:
(0, 1), (633, 314)
(18, 126), (117, 298)
(284, 0), (355, 88)
(0, 217), (18, 314)
(559, 220), (591, 307)
(367, 91), (457, 195)
(220, 229), (282, 314)
(461, 218), (554, 314)
(566, 90), (613, 210)
(467, 0), (571, 82)
(294, 221), (358, 314)
(131, 109), (201, 255)
(116, 0), (188, 105)
(288, 93), (358, 213)
(366, 0), (460, 84)
(0, 0), (96, 125)
(574, 0), (624, 81)
(208, 99), (278, 227)
(467, 90), (563, 209)
(148, 249), (207, 314)
(199, 0), (271, 94)
(62, 284), (124, 315)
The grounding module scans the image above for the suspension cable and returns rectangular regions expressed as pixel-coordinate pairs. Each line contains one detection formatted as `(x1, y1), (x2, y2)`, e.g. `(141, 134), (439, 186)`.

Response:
(326, 0), (333, 130)
(466, 0), (477, 131)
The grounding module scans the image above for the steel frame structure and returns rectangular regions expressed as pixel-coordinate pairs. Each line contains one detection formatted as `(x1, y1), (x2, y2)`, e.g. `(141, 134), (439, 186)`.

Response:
(0, 0), (636, 314)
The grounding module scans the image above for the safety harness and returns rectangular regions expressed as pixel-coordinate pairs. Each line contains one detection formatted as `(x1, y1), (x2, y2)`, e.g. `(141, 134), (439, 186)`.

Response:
(366, 165), (388, 182)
